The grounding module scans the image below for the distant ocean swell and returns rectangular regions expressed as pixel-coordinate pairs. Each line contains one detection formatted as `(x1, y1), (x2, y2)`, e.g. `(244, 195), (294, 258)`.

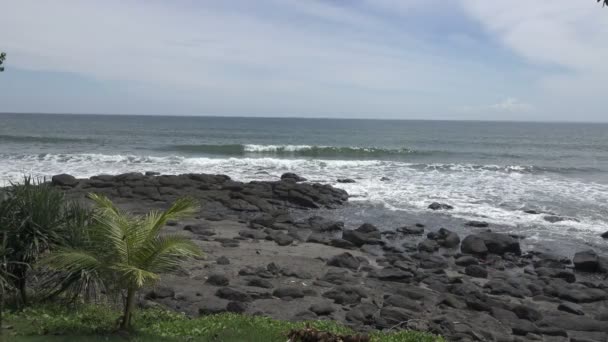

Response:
(161, 144), (418, 158)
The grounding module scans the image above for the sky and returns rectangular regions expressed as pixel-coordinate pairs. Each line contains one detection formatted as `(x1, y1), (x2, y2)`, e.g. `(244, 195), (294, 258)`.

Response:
(0, 0), (607, 121)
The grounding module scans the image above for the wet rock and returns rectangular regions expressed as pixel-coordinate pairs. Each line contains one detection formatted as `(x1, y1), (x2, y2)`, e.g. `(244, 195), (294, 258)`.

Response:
(601, 231), (608, 239)
(466, 221), (489, 228)
(337, 178), (356, 183)
(368, 267), (414, 282)
(329, 238), (356, 249)
(326, 252), (360, 270)
(184, 223), (215, 236)
(323, 286), (367, 305)
(455, 255), (479, 266)
(280, 172), (306, 182)
(558, 302), (584, 315)
(345, 303), (378, 325)
(461, 235), (488, 255)
(206, 273), (230, 286)
(238, 229), (267, 240)
(397, 226), (424, 235)
(379, 306), (414, 326)
(293, 310), (318, 321)
(380, 177), (391, 181)
(342, 223), (382, 247)
(306, 216), (345, 232)
(535, 267), (576, 283)
(573, 250), (600, 272)
(513, 304), (542, 322)
(428, 202), (454, 210)
(267, 231), (294, 246)
(247, 278), (274, 289)
(309, 302), (336, 316)
(51, 174), (78, 187)
(280, 268), (313, 279)
(273, 287), (305, 299)
(383, 295), (421, 311)
(465, 265), (488, 278)
(418, 239), (439, 252)
(538, 314), (608, 333)
(429, 228), (460, 248)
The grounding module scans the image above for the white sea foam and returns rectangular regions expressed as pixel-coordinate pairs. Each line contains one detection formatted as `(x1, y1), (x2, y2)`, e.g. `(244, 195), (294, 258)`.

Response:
(2, 152), (607, 243)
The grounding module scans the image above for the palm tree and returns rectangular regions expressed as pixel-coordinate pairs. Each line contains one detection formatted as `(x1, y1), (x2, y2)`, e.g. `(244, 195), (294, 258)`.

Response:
(0, 52), (5, 72)
(600, 0), (608, 7)
(43, 193), (203, 330)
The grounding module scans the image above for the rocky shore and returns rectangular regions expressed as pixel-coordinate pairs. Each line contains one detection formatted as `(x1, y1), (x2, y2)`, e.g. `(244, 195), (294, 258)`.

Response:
(51, 172), (608, 342)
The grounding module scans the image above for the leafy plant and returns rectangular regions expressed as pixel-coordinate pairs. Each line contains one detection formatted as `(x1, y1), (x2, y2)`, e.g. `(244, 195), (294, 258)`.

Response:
(0, 52), (5, 72)
(0, 177), (66, 306)
(43, 194), (202, 330)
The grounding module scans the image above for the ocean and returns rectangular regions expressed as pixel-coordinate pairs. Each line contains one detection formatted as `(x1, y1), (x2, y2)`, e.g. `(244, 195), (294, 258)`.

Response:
(1, 113), (607, 255)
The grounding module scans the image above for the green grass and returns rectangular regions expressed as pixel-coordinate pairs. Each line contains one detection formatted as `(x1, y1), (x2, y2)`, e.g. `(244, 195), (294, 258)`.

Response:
(3, 304), (444, 342)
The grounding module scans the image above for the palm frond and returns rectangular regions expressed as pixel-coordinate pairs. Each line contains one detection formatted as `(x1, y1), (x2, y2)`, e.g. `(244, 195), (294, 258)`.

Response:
(43, 249), (102, 273)
(111, 263), (159, 288)
(139, 235), (203, 274)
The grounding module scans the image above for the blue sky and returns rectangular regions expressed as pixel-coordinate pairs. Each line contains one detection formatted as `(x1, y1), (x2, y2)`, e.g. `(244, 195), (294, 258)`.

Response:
(0, 0), (606, 121)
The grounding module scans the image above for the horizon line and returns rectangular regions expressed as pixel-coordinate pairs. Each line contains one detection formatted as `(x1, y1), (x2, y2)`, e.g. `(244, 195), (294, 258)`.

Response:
(1, 111), (607, 124)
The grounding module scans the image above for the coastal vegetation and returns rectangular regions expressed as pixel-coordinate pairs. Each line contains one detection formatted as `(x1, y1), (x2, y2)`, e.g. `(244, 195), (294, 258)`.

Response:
(0, 177), (441, 341)
(0, 52), (5, 72)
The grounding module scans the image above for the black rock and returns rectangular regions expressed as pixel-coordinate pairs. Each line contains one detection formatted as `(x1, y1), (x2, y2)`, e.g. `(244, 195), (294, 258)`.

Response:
(306, 216), (345, 232)
(558, 302), (584, 315)
(326, 252), (360, 270)
(573, 250), (599, 272)
(383, 295), (421, 311)
(273, 287), (305, 299)
(51, 174), (78, 187)
(428, 202), (454, 210)
(342, 223), (382, 247)
(431, 228), (460, 248)
(329, 238), (356, 249)
(323, 286), (367, 305)
(267, 231), (294, 246)
(418, 239), (439, 252)
(368, 267), (414, 282)
(309, 303), (336, 316)
(465, 265), (488, 278)
(466, 220), (489, 228)
(247, 278), (274, 289)
(397, 226), (424, 235)
(145, 286), (175, 299)
(184, 223), (215, 235)
(145, 171), (160, 176)
(216, 287), (252, 302)
(513, 304), (542, 321)
(226, 301), (247, 313)
(216, 256), (230, 265)
(380, 177), (391, 181)
(455, 255), (478, 266)
(206, 273), (230, 286)
(337, 178), (356, 183)
(461, 235), (488, 255)
(601, 231), (608, 239)
(280, 172), (307, 182)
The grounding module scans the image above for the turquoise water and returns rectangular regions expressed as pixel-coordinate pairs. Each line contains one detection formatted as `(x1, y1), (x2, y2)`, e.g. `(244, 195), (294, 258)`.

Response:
(1, 113), (607, 251)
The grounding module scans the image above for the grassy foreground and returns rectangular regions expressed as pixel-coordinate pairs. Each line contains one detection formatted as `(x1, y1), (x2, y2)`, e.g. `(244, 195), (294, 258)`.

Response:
(2, 304), (444, 342)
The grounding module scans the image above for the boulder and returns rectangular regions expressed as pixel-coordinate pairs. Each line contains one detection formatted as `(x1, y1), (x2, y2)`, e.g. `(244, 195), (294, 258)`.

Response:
(337, 178), (356, 183)
(309, 303), (336, 316)
(206, 273), (230, 286)
(428, 202), (454, 210)
(323, 286), (367, 305)
(247, 278), (274, 289)
(461, 235), (488, 255)
(455, 255), (478, 266)
(429, 228), (460, 248)
(342, 223), (382, 247)
(466, 221), (489, 228)
(280, 172), (307, 182)
(368, 267), (414, 282)
(273, 287), (305, 299)
(216, 256), (230, 265)
(465, 265), (488, 278)
(601, 231), (608, 239)
(397, 226), (424, 235)
(327, 253), (360, 270)
(51, 174), (78, 187)
(557, 302), (584, 315)
(418, 239), (439, 252)
(226, 301), (247, 313)
(573, 250), (599, 272)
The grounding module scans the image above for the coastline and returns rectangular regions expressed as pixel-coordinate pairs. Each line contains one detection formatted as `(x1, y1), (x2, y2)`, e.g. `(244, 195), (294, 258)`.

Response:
(49, 172), (608, 341)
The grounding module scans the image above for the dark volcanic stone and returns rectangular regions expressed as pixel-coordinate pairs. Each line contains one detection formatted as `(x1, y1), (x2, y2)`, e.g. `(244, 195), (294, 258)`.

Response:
(326, 252), (360, 270)
(558, 302), (584, 315)
(51, 174), (78, 187)
(368, 267), (414, 282)
(309, 303), (336, 316)
(461, 235), (488, 255)
(273, 287), (305, 299)
(418, 239), (439, 252)
(428, 202), (454, 210)
(465, 265), (488, 278)
(323, 286), (366, 305)
(573, 250), (600, 272)
(226, 301), (247, 313)
(337, 178), (356, 183)
(601, 231), (608, 239)
(247, 278), (274, 289)
(216, 287), (252, 302)
(216, 256), (230, 265)
(397, 226), (424, 235)
(329, 238), (356, 249)
(342, 223), (382, 247)
(281, 172), (307, 182)
(145, 286), (175, 299)
(477, 232), (521, 255)
(430, 228), (460, 248)
(206, 273), (230, 286)
(513, 304), (542, 321)
(184, 223), (215, 235)
(466, 220), (489, 227)
(455, 255), (479, 266)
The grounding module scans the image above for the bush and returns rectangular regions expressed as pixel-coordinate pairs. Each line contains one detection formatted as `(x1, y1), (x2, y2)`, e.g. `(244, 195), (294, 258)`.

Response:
(4, 304), (445, 342)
